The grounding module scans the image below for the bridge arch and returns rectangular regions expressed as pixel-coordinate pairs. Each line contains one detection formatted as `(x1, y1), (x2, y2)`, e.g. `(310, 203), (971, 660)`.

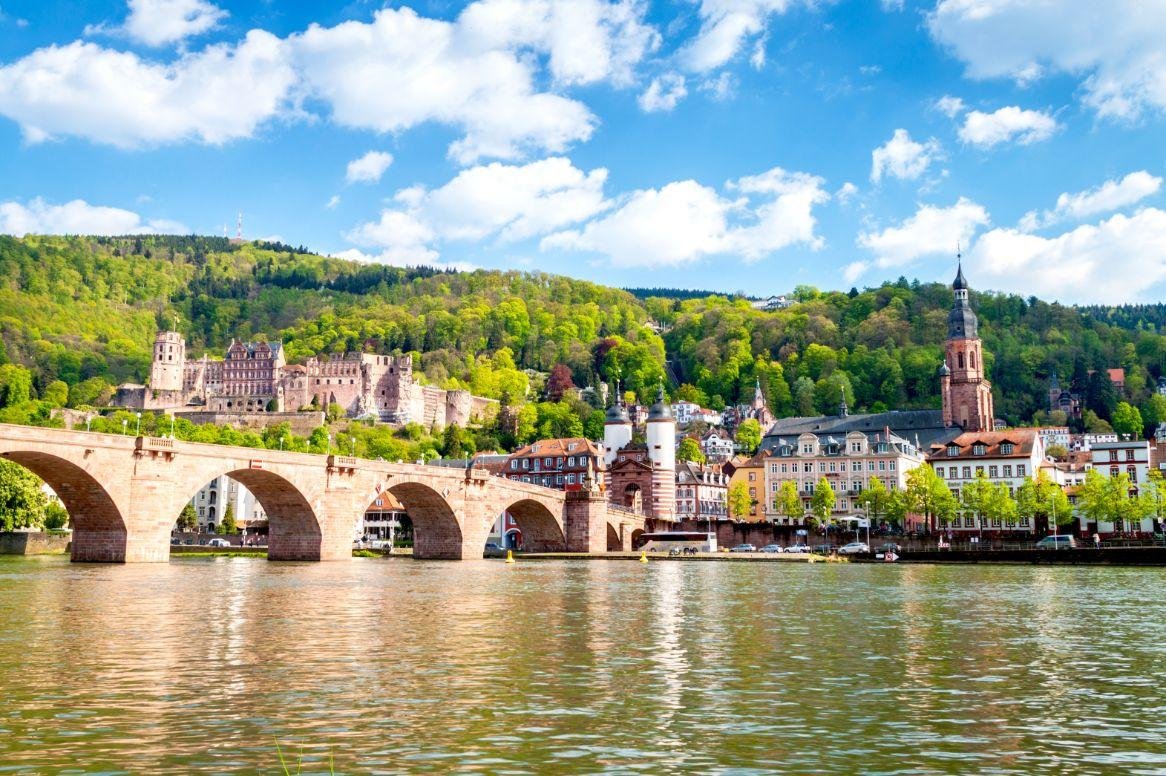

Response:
(0, 450), (127, 562)
(606, 522), (620, 551)
(179, 467), (323, 561)
(503, 498), (567, 552)
(384, 480), (463, 560)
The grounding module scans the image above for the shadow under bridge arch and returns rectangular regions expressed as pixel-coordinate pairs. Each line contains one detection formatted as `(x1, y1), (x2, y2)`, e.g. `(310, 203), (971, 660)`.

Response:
(504, 498), (567, 553)
(386, 481), (466, 560)
(1, 450), (127, 562)
(219, 468), (323, 561)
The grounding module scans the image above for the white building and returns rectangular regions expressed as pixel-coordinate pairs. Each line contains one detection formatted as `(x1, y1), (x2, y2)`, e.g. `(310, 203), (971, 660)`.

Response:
(928, 429), (1045, 534)
(1037, 426), (1071, 450)
(701, 428), (736, 463)
(189, 475), (266, 533)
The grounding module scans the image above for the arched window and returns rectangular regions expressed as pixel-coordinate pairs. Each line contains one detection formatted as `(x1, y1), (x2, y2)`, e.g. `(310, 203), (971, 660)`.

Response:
(970, 350), (976, 369)
(958, 353), (965, 369)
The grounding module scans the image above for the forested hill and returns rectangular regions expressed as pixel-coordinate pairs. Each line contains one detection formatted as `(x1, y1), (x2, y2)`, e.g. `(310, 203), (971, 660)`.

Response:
(1, 234), (1165, 434)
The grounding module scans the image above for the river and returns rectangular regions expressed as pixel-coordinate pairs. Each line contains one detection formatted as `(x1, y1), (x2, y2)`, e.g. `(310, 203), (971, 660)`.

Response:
(1, 556), (1164, 774)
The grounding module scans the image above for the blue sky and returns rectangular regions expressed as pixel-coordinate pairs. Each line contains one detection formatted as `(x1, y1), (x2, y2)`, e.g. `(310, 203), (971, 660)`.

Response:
(0, 0), (1164, 303)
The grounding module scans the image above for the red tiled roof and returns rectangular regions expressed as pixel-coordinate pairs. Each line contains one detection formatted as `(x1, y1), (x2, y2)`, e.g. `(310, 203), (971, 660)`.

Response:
(927, 429), (1039, 460)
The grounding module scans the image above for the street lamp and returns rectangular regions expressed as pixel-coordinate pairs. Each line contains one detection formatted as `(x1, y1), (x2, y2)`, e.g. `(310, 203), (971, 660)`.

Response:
(169, 413), (176, 438)
(121, 419), (128, 435)
(327, 434), (333, 454)
(279, 435), (285, 452)
(85, 415), (92, 432)
(134, 412), (141, 436)
(351, 437), (356, 457)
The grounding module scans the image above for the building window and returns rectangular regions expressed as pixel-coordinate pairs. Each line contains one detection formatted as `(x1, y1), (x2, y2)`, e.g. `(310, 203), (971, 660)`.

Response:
(511, 460), (518, 470)
(1128, 466), (1138, 482)
(962, 466), (972, 479)
(818, 462), (826, 472)
(748, 472), (755, 481)
(973, 444), (986, 456)
(947, 445), (960, 457)
(1017, 465), (1026, 476)
(1000, 443), (1014, 455)
(989, 466), (998, 478)
(1003, 465), (1012, 477)
(1126, 450), (1136, 461)
(804, 463), (813, 473)
(964, 516), (974, 527)
(878, 461), (886, 471)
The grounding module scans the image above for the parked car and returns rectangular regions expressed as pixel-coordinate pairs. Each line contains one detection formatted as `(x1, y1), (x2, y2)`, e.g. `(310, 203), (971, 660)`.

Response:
(483, 542), (507, 557)
(206, 537), (231, 547)
(811, 544), (834, 554)
(1036, 535), (1077, 549)
(837, 542), (870, 555)
(783, 544), (809, 553)
(729, 543), (757, 553)
(877, 542), (902, 554)
(760, 544), (783, 553)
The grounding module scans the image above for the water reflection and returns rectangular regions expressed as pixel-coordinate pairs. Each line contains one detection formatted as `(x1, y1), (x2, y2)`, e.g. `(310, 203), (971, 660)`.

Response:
(1, 557), (1166, 773)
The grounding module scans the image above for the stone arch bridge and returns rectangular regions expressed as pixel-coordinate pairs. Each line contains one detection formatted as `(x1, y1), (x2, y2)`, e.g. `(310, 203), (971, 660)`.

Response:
(0, 424), (643, 562)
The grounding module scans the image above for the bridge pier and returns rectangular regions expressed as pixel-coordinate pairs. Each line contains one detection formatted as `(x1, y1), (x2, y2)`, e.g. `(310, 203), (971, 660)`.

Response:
(563, 491), (610, 553)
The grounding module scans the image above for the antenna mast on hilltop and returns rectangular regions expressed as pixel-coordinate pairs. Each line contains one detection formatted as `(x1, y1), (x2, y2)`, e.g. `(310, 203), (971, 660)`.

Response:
(236, 211), (244, 240)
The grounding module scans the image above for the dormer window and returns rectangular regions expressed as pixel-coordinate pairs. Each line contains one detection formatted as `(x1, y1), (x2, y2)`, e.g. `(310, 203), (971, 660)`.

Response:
(1000, 442), (1014, 455)
(947, 445), (960, 457)
(972, 443), (987, 456)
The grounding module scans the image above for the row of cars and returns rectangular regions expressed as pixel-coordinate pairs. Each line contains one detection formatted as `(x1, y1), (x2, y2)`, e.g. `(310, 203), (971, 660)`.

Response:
(727, 542), (901, 556)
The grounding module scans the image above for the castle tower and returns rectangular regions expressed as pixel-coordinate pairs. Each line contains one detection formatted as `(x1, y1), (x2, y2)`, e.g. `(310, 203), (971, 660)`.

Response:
(646, 385), (676, 522)
(149, 331), (185, 392)
(602, 395), (632, 467)
(941, 263), (994, 431)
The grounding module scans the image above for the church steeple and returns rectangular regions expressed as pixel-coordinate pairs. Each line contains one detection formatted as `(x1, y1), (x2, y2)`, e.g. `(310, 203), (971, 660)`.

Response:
(947, 257), (978, 340)
(940, 258), (994, 432)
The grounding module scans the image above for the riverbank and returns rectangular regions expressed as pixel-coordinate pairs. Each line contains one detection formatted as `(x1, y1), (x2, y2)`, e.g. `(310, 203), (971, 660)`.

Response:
(0, 532), (69, 555)
(876, 546), (1166, 566)
(520, 551), (832, 562)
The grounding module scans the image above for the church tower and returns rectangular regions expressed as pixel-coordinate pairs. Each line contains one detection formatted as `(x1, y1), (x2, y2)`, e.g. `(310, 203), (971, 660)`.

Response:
(940, 263), (994, 431)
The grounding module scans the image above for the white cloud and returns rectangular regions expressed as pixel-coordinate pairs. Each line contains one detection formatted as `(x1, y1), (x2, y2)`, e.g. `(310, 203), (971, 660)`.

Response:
(292, 6), (622, 163)
(679, 0), (805, 72)
(836, 182), (858, 203)
(543, 166), (829, 267)
(928, 0), (1166, 120)
(958, 106), (1058, 148)
(870, 129), (941, 183)
(0, 32), (295, 147)
(123, 0), (228, 47)
(325, 195), (341, 210)
(0, 0), (659, 161)
(345, 151), (394, 184)
(1020, 171), (1163, 232)
(842, 261), (870, 283)
(699, 71), (736, 100)
(857, 197), (989, 268)
(934, 94), (965, 117)
(345, 157), (610, 262)
(638, 73), (687, 112)
(880, 0), (904, 10)
(0, 197), (187, 236)
(968, 208), (1166, 303)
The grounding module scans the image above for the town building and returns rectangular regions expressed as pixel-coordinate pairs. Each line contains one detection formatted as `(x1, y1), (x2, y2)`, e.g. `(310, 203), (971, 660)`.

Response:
(939, 264), (995, 433)
(764, 430), (925, 524)
(503, 438), (604, 491)
(721, 379), (776, 433)
(725, 452), (769, 521)
(674, 462), (729, 522)
(189, 475), (267, 534)
(701, 427), (736, 462)
(116, 330), (493, 428)
(605, 387), (677, 523)
(1037, 426), (1071, 450)
(927, 428), (1045, 533)
(1090, 439), (1150, 485)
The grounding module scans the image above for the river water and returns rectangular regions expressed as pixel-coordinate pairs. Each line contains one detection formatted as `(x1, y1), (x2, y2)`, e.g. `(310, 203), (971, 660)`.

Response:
(1, 556), (1164, 774)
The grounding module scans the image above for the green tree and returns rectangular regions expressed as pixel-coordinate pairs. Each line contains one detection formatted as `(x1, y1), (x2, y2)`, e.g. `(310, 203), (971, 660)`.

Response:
(810, 476), (835, 528)
(442, 423), (467, 459)
(1112, 401), (1144, 439)
(177, 502), (197, 532)
(774, 480), (802, 523)
(960, 473), (994, 531)
(0, 460), (48, 531)
(677, 437), (706, 464)
(1016, 471), (1072, 529)
(855, 475), (893, 526)
(727, 481), (752, 520)
(792, 376), (816, 416)
(734, 418), (762, 455)
(0, 365), (33, 408)
(219, 503), (237, 535)
(43, 380), (68, 408)
(903, 464), (957, 532)
(43, 502), (69, 530)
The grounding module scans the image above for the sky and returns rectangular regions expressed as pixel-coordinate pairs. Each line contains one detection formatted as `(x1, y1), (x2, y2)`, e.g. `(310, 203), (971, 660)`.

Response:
(0, 0), (1164, 304)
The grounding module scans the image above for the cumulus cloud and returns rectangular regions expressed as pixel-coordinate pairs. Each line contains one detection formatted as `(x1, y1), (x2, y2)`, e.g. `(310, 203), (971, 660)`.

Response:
(543, 166), (829, 267)
(0, 0), (659, 162)
(345, 151), (394, 184)
(0, 197), (187, 236)
(928, 0), (1166, 120)
(638, 73), (687, 112)
(0, 32), (295, 147)
(958, 106), (1058, 148)
(325, 195), (341, 210)
(870, 129), (942, 183)
(968, 209), (1166, 304)
(934, 94), (965, 117)
(836, 182), (858, 203)
(345, 157), (610, 263)
(1019, 171), (1163, 231)
(856, 197), (989, 269)
(123, 0), (228, 46)
(679, 0), (805, 72)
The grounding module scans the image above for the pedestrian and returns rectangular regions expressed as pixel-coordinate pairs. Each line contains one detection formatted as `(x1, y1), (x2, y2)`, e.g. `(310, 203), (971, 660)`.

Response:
(1094, 532), (1101, 549)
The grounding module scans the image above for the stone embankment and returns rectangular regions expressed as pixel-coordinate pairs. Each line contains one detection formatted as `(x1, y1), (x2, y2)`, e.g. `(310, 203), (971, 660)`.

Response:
(0, 532), (70, 555)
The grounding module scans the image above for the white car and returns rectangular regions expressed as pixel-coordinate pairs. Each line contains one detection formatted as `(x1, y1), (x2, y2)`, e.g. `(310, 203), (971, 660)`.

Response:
(206, 537), (231, 547)
(783, 544), (809, 553)
(837, 541), (870, 555)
